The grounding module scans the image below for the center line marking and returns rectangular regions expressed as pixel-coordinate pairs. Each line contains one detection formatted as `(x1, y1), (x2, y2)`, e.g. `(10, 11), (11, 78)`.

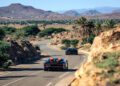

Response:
(58, 72), (69, 78)
(46, 82), (52, 86)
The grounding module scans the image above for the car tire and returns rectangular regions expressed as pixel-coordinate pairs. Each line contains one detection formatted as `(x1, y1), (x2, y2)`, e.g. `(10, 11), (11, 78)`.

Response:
(66, 52), (70, 55)
(44, 67), (48, 71)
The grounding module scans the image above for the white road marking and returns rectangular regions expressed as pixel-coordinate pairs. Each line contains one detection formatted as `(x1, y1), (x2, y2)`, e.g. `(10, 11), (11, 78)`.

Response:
(2, 71), (42, 86)
(58, 72), (69, 78)
(2, 77), (25, 86)
(46, 82), (52, 86)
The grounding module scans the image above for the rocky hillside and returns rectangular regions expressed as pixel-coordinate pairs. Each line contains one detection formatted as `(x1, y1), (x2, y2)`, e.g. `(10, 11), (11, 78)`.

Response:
(70, 27), (120, 86)
(0, 3), (73, 20)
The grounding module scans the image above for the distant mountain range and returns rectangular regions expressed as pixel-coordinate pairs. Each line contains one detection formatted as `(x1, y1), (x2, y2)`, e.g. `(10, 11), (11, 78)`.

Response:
(0, 3), (120, 20)
(0, 3), (73, 20)
(60, 7), (120, 16)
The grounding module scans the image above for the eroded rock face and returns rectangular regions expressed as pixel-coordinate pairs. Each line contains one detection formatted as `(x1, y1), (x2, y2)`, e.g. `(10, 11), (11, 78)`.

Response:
(70, 28), (120, 86)
(9, 40), (40, 64)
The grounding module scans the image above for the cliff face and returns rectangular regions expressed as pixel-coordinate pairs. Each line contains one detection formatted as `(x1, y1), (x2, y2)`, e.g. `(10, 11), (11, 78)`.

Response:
(70, 27), (120, 86)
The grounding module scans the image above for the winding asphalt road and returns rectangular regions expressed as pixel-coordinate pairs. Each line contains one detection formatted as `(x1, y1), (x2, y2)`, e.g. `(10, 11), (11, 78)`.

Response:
(0, 40), (86, 86)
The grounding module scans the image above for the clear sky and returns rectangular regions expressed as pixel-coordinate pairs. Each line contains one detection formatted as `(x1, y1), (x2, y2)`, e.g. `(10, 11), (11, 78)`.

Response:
(0, 0), (120, 11)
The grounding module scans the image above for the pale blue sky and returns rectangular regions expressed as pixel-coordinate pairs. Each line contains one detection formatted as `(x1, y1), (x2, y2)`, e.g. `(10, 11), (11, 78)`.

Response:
(0, 0), (120, 11)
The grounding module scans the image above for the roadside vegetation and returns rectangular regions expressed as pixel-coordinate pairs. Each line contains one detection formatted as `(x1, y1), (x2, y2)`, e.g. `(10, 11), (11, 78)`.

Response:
(61, 39), (79, 50)
(38, 27), (67, 37)
(0, 18), (119, 69)
(73, 17), (117, 44)
(0, 25), (68, 69)
(94, 52), (120, 85)
(95, 52), (120, 69)
(0, 41), (11, 69)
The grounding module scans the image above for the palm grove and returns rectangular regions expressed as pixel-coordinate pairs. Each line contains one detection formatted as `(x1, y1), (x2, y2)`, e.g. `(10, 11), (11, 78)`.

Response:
(61, 17), (116, 49)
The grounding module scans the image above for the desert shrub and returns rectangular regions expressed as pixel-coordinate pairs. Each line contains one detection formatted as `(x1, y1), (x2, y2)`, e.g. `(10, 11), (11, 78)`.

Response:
(61, 39), (71, 48)
(14, 25), (40, 39)
(0, 41), (10, 68)
(3, 60), (12, 69)
(82, 34), (95, 44)
(87, 34), (96, 44)
(0, 29), (5, 40)
(70, 39), (79, 48)
(38, 28), (66, 37)
(0, 26), (16, 34)
(23, 25), (40, 36)
(102, 19), (116, 29)
(95, 52), (120, 69)
(14, 29), (25, 39)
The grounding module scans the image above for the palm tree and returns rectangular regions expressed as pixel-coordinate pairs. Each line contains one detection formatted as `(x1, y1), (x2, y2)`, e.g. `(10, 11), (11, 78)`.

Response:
(76, 17), (87, 28)
(102, 20), (116, 31)
(94, 22), (102, 35)
(85, 21), (95, 36)
(75, 17), (87, 37)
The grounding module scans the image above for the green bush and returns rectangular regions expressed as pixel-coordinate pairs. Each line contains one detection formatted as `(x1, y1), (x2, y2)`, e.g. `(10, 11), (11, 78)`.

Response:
(71, 39), (79, 48)
(13, 25), (40, 39)
(61, 39), (71, 48)
(0, 41), (10, 67)
(0, 29), (5, 40)
(95, 52), (120, 69)
(82, 34), (95, 44)
(0, 26), (16, 34)
(3, 60), (12, 69)
(14, 29), (25, 39)
(88, 34), (95, 44)
(38, 28), (66, 37)
(23, 25), (40, 36)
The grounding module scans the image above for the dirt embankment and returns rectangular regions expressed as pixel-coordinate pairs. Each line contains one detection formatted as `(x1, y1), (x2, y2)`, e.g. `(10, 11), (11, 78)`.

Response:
(70, 27), (120, 86)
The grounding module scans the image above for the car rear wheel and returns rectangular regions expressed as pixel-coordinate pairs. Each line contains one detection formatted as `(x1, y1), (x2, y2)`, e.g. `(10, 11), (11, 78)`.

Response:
(44, 67), (49, 71)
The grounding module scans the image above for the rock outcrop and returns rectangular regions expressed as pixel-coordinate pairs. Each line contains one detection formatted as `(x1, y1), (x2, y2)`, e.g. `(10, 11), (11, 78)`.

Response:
(70, 27), (120, 86)
(9, 40), (41, 64)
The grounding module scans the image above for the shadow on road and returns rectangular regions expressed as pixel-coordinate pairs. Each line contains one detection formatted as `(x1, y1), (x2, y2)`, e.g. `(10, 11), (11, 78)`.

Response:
(67, 69), (77, 72)
(8, 68), (44, 71)
(0, 75), (36, 80)
(46, 69), (77, 72)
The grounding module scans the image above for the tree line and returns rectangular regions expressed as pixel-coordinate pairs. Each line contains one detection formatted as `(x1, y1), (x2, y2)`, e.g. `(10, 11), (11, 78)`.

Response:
(73, 17), (117, 44)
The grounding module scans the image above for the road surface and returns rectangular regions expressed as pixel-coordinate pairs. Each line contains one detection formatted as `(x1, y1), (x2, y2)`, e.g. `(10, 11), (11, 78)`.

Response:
(0, 40), (86, 86)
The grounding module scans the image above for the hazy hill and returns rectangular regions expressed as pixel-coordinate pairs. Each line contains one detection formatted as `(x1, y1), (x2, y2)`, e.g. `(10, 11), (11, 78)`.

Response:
(0, 4), (120, 20)
(63, 10), (79, 16)
(80, 10), (101, 16)
(0, 3), (73, 20)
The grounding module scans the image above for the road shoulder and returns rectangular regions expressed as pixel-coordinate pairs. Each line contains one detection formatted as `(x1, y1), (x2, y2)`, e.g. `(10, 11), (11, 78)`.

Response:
(55, 74), (75, 86)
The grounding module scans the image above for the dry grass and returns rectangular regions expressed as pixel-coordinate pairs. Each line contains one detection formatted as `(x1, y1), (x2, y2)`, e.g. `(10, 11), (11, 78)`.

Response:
(0, 24), (28, 29)
(38, 24), (73, 30)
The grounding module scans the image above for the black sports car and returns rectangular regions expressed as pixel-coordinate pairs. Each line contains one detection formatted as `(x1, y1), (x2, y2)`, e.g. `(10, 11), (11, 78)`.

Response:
(44, 57), (68, 71)
(65, 48), (78, 55)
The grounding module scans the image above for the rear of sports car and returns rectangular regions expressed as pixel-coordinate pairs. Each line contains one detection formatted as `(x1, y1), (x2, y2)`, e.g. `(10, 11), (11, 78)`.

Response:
(44, 59), (68, 71)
